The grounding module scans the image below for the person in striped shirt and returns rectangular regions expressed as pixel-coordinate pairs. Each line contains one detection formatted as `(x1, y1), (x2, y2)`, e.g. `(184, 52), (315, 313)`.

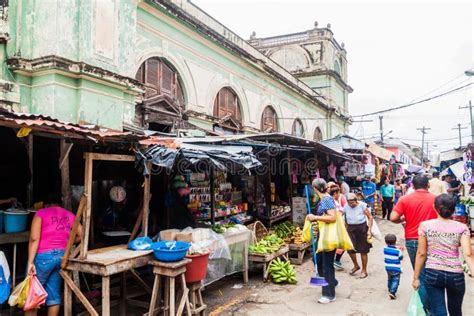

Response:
(384, 234), (403, 299)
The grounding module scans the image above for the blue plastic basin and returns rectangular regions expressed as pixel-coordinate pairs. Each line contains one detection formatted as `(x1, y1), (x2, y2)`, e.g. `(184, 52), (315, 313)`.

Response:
(4, 210), (29, 233)
(151, 240), (190, 262)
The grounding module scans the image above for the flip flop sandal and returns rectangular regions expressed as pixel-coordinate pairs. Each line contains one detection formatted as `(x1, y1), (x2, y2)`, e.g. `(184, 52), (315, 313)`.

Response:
(349, 267), (360, 275)
(359, 273), (368, 279)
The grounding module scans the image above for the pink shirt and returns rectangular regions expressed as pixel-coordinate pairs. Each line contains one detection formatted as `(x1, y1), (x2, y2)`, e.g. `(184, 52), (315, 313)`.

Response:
(419, 219), (470, 273)
(36, 207), (75, 254)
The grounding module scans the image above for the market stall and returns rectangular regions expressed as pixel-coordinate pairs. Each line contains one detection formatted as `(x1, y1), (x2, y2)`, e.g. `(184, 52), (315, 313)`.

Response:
(62, 153), (152, 316)
(137, 140), (260, 285)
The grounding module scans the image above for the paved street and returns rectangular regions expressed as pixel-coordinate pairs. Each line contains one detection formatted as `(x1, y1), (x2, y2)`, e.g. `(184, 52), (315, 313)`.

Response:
(205, 219), (474, 315)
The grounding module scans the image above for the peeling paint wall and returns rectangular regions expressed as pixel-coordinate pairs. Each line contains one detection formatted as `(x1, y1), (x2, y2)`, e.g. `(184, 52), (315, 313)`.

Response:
(3, 0), (346, 136)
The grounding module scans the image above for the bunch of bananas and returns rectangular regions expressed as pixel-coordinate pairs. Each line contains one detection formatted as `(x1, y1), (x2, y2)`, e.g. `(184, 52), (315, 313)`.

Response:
(292, 227), (304, 244)
(249, 234), (285, 254)
(268, 257), (297, 284)
(274, 221), (295, 240)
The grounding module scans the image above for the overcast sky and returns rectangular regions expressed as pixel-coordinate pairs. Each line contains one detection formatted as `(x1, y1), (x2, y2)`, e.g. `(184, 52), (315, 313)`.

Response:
(193, 0), (473, 152)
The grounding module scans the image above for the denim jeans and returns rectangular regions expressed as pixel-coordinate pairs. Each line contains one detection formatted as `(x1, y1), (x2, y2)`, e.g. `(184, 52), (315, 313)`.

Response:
(425, 269), (465, 316)
(365, 200), (375, 215)
(405, 240), (430, 313)
(316, 250), (337, 299)
(386, 270), (401, 294)
(35, 249), (65, 306)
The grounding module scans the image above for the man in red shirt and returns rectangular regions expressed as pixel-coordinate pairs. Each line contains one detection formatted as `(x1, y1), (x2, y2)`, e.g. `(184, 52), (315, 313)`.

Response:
(391, 175), (436, 309)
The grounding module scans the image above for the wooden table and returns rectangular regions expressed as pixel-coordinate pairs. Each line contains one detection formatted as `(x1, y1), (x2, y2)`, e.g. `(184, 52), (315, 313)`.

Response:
(248, 245), (289, 281)
(63, 244), (153, 316)
(147, 259), (192, 316)
(288, 242), (311, 265)
(0, 231), (30, 288)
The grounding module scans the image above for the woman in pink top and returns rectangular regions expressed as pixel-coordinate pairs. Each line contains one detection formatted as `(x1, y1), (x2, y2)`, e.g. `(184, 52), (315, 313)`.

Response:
(26, 195), (81, 316)
(413, 194), (474, 316)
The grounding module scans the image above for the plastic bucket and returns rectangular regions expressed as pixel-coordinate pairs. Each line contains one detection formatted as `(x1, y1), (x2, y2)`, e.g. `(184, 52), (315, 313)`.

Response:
(0, 211), (4, 233)
(4, 210), (29, 233)
(185, 252), (210, 283)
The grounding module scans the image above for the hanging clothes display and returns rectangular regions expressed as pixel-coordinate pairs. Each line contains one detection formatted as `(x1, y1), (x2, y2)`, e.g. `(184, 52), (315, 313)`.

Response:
(328, 162), (337, 180)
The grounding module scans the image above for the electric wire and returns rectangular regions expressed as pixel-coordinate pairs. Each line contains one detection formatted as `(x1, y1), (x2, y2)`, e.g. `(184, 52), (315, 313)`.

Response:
(352, 82), (473, 117)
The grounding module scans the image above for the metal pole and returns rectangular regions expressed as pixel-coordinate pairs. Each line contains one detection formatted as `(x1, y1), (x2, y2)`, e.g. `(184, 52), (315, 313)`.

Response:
(379, 115), (384, 145)
(452, 123), (466, 148)
(470, 101), (474, 143)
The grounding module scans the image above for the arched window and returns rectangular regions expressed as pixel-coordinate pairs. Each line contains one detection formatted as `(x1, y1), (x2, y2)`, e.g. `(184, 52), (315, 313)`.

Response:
(135, 57), (185, 131)
(292, 119), (305, 137)
(135, 57), (185, 108)
(213, 87), (241, 132)
(314, 127), (323, 141)
(261, 106), (278, 132)
(334, 60), (341, 76)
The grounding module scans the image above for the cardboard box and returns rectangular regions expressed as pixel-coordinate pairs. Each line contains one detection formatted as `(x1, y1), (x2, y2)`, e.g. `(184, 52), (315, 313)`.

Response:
(175, 232), (193, 243)
(160, 229), (179, 241)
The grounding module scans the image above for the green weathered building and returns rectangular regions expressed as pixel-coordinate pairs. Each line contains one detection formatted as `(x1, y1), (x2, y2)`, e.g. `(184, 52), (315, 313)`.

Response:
(0, 0), (352, 139)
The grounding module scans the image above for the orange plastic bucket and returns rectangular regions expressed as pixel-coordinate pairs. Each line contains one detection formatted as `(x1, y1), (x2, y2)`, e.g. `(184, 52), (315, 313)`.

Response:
(185, 253), (210, 283)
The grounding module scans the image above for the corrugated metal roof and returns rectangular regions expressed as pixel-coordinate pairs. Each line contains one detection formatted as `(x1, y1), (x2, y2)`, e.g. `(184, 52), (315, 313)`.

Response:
(0, 109), (142, 142)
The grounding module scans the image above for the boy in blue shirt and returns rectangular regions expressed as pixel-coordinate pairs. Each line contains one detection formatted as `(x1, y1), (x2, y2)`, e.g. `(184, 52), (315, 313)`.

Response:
(384, 234), (403, 299)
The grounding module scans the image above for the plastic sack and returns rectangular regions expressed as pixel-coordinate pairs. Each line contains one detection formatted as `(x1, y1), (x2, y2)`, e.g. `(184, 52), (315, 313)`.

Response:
(8, 275), (30, 308)
(302, 218), (312, 243)
(406, 291), (426, 316)
(24, 274), (47, 311)
(370, 220), (382, 241)
(128, 237), (153, 251)
(317, 212), (354, 253)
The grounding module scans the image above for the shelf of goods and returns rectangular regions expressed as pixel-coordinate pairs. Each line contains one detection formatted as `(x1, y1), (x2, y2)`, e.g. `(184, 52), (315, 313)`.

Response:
(187, 173), (249, 223)
(258, 205), (292, 226)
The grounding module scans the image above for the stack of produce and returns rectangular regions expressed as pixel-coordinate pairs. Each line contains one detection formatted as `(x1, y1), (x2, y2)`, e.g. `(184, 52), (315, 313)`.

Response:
(274, 221), (295, 242)
(292, 227), (304, 245)
(249, 234), (285, 254)
(211, 222), (235, 234)
(268, 257), (297, 284)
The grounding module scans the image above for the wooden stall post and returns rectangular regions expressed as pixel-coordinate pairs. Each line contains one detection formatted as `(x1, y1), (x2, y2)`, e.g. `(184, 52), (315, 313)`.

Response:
(26, 134), (33, 207)
(286, 149), (294, 218)
(80, 153), (93, 259)
(141, 162), (152, 236)
(61, 194), (87, 269)
(59, 140), (73, 210)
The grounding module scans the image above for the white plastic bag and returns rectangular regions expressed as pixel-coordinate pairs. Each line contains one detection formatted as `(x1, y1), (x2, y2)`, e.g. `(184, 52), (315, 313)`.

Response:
(371, 220), (382, 241)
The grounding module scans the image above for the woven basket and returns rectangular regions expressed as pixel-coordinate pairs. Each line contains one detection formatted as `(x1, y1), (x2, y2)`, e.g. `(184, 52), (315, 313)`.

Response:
(247, 221), (268, 243)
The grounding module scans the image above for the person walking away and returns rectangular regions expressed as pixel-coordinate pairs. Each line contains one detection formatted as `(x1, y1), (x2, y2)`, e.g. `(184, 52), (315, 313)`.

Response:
(307, 178), (338, 304)
(413, 194), (474, 316)
(394, 179), (404, 204)
(429, 171), (447, 196)
(361, 175), (377, 216)
(25, 194), (81, 316)
(328, 185), (347, 270)
(384, 234), (403, 299)
(390, 175), (437, 313)
(337, 176), (350, 199)
(379, 178), (395, 220)
(445, 174), (461, 204)
(344, 193), (373, 279)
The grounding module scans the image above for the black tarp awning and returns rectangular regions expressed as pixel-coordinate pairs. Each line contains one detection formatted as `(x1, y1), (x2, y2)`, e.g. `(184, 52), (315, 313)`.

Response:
(136, 143), (262, 173)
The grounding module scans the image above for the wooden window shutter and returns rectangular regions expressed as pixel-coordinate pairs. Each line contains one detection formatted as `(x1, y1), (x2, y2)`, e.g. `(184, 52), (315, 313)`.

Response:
(144, 58), (160, 98)
(161, 63), (173, 93)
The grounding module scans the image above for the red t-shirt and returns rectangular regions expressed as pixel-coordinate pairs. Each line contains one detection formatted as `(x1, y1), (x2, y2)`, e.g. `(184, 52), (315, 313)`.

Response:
(393, 190), (437, 240)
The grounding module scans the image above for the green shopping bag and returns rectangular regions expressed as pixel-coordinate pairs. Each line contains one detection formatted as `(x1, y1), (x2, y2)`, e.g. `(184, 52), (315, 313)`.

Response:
(406, 291), (425, 316)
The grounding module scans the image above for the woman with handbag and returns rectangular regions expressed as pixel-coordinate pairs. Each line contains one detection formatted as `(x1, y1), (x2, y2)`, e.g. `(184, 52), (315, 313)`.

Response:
(307, 178), (338, 304)
(343, 193), (373, 279)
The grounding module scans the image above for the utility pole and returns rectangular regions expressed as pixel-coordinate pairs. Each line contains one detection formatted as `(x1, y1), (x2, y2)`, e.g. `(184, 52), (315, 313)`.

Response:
(379, 115), (384, 146)
(417, 126), (431, 165)
(452, 123), (467, 147)
(460, 100), (474, 143)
